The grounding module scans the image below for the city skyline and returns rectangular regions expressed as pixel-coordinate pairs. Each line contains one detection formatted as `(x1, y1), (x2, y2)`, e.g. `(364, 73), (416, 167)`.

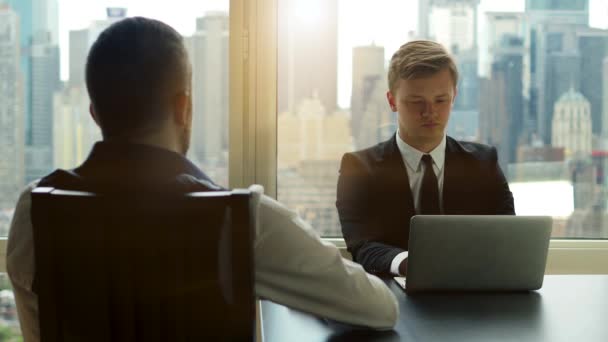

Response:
(52, 0), (608, 109)
(1, 0), (607, 233)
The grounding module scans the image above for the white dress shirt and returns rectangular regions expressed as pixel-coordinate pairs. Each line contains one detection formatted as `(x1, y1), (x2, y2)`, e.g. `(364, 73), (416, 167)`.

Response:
(390, 132), (447, 275)
(7, 183), (399, 342)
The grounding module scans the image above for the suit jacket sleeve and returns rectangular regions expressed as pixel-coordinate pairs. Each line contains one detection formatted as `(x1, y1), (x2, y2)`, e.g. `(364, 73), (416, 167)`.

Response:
(336, 153), (405, 276)
(490, 147), (516, 215)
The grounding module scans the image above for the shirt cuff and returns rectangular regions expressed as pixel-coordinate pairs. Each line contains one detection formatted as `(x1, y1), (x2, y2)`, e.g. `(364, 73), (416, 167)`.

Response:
(390, 251), (409, 276)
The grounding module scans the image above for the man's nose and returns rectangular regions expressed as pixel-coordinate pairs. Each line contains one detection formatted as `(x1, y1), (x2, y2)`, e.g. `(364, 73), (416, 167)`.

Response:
(421, 101), (435, 116)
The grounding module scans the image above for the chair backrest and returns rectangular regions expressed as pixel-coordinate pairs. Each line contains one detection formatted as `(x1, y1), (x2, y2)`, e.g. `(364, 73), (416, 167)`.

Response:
(31, 187), (255, 342)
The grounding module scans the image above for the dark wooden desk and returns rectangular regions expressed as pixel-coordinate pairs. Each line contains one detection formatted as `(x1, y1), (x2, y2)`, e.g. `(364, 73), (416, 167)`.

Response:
(261, 275), (608, 342)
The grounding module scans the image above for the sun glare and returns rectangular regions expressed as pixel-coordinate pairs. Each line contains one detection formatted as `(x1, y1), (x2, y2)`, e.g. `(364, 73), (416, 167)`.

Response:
(293, 0), (324, 26)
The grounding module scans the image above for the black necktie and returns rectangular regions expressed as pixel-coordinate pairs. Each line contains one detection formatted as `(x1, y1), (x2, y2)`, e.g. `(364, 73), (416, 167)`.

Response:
(420, 154), (440, 215)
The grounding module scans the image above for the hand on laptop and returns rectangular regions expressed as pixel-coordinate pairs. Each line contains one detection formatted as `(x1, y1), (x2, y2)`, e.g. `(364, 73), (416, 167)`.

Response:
(398, 258), (408, 276)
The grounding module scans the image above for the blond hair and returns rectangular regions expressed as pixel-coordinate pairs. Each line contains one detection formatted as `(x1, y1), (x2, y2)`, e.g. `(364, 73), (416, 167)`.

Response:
(388, 40), (459, 94)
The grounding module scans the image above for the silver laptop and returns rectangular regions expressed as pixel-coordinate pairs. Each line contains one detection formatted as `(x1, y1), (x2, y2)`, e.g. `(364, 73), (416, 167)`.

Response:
(395, 215), (552, 293)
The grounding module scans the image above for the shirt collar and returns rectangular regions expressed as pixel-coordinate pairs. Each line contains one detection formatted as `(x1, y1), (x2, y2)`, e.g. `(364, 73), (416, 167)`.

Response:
(77, 141), (213, 183)
(395, 130), (446, 172)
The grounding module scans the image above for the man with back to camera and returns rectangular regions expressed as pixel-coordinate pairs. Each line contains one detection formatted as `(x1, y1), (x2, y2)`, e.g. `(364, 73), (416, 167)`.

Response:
(7, 17), (398, 341)
(337, 40), (515, 277)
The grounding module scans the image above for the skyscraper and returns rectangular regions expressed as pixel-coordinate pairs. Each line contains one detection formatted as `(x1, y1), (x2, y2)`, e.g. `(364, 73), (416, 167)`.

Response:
(278, 0), (338, 113)
(525, 0), (589, 144)
(603, 57), (608, 148)
(68, 8), (127, 87)
(5, 0), (62, 183)
(188, 12), (229, 169)
(53, 86), (100, 169)
(551, 88), (592, 159)
(277, 95), (353, 236)
(577, 29), (608, 137)
(350, 44), (385, 149)
(26, 31), (60, 183)
(480, 35), (525, 169)
(52, 8), (127, 170)
(420, 0), (481, 131)
(421, 0), (479, 53)
(0, 6), (25, 208)
(484, 12), (526, 77)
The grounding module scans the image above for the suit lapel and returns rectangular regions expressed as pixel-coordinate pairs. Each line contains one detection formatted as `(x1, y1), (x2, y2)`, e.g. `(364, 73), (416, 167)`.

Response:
(378, 135), (416, 217)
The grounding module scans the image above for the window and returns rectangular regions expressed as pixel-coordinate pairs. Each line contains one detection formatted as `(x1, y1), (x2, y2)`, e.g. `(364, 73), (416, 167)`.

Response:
(0, 0), (230, 237)
(276, 0), (608, 240)
(0, 1), (229, 337)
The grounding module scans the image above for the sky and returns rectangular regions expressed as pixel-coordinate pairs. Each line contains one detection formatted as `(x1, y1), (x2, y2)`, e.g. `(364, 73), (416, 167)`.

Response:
(57, 0), (608, 108)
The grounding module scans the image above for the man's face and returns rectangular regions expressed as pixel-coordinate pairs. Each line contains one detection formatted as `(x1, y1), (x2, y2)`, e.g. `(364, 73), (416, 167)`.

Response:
(387, 68), (456, 148)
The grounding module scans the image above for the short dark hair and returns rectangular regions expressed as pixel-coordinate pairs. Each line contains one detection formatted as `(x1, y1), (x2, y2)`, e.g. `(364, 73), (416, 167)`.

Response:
(86, 17), (188, 138)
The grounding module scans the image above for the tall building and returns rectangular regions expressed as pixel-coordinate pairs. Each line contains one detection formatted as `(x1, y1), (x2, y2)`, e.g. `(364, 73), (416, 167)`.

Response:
(68, 29), (89, 86)
(278, 94), (352, 167)
(480, 35), (525, 169)
(422, 0), (479, 53)
(0, 6), (25, 208)
(51, 8), (126, 170)
(26, 32), (60, 183)
(277, 94), (353, 236)
(525, 0), (589, 144)
(350, 44), (385, 149)
(357, 75), (395, 149)
(421, 1), (481, 131)
(453, 48), (479, 111)
(446, 109), (478, 141)
(53, 86), (100, 169)
(479, 75), (507, 165)
(418, 0), (430, 39)
(5, 0), (62, 183)
(484, 12), (526, 77)
(603, 57), (608, 147)
(577, 29), (608, 137)
(4, 0), (58, 153)
(68, 8), (127, 86)
(278, 0), (338, 113)
(551, 88), (592, 159)
(187, 12), (229, 174)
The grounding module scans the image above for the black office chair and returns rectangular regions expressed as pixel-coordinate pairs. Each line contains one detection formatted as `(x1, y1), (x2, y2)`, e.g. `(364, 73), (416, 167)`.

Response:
(30, 186), (255, 342)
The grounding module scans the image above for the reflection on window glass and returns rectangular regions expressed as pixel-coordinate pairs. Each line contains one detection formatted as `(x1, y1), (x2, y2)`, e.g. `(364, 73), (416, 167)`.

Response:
(0, 0), (229, 237)
(277, 0), (608, 238)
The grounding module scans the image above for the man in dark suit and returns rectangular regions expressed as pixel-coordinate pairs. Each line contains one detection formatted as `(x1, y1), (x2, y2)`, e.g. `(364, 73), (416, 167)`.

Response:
(337, 40), (515, 277)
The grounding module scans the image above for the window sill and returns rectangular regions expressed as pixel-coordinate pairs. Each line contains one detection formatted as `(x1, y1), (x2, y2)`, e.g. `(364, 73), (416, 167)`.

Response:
(1, 237), (606, 274)
(324, 238), (608, 274)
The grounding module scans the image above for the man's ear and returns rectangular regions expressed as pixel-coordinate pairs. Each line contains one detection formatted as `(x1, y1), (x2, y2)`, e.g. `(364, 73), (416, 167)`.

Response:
(89, 104), (101, 127)
(452, 87), (458, 104)
(172, 92), (190, 127)
(387, 91), (397, 112)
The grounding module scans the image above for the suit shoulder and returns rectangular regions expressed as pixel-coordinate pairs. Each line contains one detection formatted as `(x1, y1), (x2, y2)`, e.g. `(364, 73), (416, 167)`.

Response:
(340, 143), (385, 170)
(450, 138), (497, 161)
(343, 140), (388, 165)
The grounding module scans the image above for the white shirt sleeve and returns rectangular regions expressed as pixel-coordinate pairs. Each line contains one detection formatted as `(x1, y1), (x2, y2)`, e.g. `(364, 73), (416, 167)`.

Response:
(7, 182), (40, 342)
(390, 252), (409, 276)
(249, 185), (398, 329)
